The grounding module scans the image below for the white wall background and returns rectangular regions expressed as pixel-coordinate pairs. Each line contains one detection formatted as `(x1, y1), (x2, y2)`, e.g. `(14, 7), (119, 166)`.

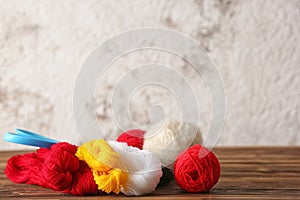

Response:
(0, 0), (299, 150)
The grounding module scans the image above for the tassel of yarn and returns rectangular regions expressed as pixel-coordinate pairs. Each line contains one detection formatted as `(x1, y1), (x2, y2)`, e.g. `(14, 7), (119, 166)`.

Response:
(75, 139), (128, 194)
(108, 141), (162, 196)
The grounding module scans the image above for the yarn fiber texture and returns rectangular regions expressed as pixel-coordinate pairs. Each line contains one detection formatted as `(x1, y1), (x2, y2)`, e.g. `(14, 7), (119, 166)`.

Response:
(5, 142), (99, 196)
(143, 120), (203, 167)
(75, 139), (128, 194)
(174, 144), (220, 193)
(107, 141), (163, 196)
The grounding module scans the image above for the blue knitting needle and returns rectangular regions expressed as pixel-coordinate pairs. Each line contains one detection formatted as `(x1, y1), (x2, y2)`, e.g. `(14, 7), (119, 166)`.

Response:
(4, 128), (59, 148)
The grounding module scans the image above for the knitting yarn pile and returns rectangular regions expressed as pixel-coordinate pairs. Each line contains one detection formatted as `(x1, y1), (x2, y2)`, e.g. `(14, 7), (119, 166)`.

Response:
(5, 121), (220, 195)
(5, 139), (162, 196)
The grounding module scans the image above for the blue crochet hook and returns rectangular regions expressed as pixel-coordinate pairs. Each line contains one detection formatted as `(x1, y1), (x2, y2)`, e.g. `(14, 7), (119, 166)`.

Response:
(4, 129), (59, 148)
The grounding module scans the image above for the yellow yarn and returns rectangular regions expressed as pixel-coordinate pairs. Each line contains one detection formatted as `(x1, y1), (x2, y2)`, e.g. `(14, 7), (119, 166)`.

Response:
(76, 139), (119, 171)
(75, 139), (128, 194)
(93, 169), (127, 194)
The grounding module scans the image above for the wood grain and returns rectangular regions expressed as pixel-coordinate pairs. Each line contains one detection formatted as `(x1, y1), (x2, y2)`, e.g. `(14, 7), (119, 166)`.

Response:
(0, 147), (299, 199)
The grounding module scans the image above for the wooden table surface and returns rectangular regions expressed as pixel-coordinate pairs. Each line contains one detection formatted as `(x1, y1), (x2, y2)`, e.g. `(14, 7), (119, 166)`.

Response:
(0, 147), (299, 199)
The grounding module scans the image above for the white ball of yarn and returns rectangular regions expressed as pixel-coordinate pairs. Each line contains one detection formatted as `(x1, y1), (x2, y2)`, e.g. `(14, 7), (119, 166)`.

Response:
(107, 141), (162, 196)
(143, 120), (203, 168)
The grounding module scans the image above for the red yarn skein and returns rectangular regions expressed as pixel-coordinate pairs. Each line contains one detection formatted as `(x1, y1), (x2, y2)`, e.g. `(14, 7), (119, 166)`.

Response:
(5, 151), (51, 188)
(43, 142), (99, 195)
(5, 142), (99, 196)
(117, 129), (145, 149)
(42, 146), (80, 191)
(67, 161), (100, 195)
(174, 144), (220, 193)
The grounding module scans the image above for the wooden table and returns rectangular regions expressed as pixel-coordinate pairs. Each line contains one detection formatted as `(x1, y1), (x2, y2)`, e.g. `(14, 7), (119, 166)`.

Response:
(0, 147), (299, 199)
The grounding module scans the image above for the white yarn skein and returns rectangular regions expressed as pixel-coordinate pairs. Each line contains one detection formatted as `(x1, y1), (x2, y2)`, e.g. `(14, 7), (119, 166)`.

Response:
(107, 141), (163, 196)
(143, 120), (203, 168)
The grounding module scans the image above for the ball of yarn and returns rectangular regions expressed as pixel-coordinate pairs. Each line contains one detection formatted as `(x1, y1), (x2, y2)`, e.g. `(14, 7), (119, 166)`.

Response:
(75, 139), (128, 194)
(108, 141), (162, 196)
(174, 144), (220, 193)
(143, 120), (203, 167)
(117, 129), (145, 150)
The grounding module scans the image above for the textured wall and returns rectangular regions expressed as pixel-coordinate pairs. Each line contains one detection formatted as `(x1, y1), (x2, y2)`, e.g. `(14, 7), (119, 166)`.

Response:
(0, 0), (299, 150)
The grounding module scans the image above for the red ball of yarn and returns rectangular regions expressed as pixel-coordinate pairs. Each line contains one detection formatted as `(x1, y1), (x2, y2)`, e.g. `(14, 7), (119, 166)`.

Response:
(117, 129), (145, 149)
(174, 144), (220, 193)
